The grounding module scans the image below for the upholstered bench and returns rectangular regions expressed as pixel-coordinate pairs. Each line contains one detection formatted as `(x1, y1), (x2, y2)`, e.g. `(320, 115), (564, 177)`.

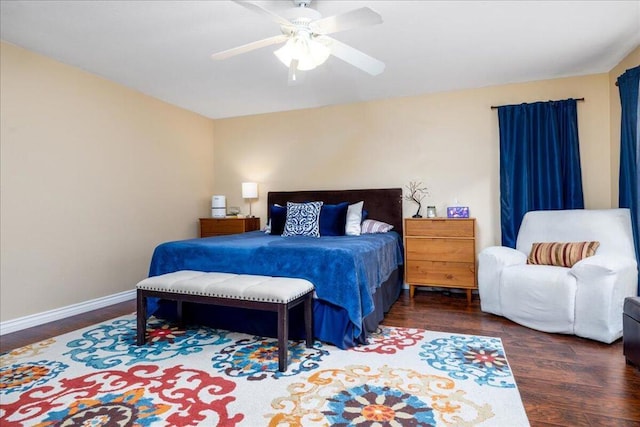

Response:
(136, 270), (315, 372)
(623, 296), (640, 368)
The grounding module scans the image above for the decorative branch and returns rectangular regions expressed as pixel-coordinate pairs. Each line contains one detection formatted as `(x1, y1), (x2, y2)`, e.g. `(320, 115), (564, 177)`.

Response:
(404, 181), (429, 218)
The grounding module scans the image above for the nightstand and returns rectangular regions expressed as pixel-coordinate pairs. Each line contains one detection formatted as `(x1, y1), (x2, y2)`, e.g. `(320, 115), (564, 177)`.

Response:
(404, 217), (477, 304)
(199, 217), (261, 237)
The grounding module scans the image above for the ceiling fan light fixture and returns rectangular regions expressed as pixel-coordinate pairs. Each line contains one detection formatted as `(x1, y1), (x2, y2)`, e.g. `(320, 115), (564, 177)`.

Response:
(212, 1), (385, 79)
(274, 32), (330, 71)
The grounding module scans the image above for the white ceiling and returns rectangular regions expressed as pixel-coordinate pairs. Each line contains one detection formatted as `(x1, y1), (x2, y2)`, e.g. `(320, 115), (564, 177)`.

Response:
(1, 1), (639, 119)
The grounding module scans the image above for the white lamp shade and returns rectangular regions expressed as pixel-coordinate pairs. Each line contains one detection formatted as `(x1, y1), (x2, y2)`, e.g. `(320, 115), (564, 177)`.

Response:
(242, 182), (258, 199)
(274, 33), (331, 71)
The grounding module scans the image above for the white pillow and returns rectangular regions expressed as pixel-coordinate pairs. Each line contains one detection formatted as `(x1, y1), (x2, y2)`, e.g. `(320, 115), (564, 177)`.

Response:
(361, 219), (394, 234)
(345, 201), (364, 236)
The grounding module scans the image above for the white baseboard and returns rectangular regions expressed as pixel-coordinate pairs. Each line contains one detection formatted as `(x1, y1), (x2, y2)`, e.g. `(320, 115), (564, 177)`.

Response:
(0, 289), (136, 336)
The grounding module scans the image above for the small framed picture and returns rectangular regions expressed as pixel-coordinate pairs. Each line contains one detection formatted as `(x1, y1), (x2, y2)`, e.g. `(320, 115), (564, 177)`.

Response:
(447, 206), (469, 218)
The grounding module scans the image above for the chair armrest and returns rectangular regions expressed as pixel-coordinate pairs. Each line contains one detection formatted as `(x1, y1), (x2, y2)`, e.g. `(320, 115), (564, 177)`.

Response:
(480, 246), (528, 266)
(478, 246), (527, 315)
(571, 254), (637, 277)
(571, 254), (638, 343)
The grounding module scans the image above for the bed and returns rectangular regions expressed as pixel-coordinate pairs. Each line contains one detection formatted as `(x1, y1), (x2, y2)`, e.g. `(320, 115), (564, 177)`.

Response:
(147, 188), (404, 349)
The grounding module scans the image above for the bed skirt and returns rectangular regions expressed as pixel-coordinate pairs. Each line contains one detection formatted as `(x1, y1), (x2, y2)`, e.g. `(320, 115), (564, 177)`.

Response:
(152, 268), (403, 349)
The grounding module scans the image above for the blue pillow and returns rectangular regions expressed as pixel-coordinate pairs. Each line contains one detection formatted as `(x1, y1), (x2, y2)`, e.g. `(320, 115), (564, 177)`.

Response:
(268, 204), (287, 235)
(319, 202), (349, 236)
(282, 201), (323, 237)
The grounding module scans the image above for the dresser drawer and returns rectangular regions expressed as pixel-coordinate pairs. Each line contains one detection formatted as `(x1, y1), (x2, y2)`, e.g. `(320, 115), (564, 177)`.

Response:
(201, 219), (244, 234)
(199, 218), (260, 237)
(405, 219), (474, 238)
(406, 260), (476, 287)
(405, 238), (475, 262)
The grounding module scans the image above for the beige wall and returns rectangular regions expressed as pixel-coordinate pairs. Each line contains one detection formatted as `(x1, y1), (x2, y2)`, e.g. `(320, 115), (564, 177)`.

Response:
(609, 46), (640, 206)
(0, 42), (215, 322)
(213, 73), (612, 250)
(2, 39), (635, 325)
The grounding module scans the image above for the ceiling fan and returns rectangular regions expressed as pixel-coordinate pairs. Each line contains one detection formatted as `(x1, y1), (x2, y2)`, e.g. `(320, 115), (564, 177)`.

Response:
(211, 0), (385, 84)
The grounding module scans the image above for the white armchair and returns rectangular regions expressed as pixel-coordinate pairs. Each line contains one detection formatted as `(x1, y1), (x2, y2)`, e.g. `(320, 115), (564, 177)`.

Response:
(478, 209), (638, 343)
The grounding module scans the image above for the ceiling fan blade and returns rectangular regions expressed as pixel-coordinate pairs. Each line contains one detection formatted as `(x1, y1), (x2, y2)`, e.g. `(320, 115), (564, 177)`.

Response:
(311, 7), (382, 35)
(233, 0), (293, 28)
(211, 34), (288, 60)
(327, 37), (385, 76)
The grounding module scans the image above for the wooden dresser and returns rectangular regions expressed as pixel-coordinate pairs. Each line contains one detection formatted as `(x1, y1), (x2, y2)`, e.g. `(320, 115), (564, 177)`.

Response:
(404, 217), (477, 303)
(199, 217), (261, 237)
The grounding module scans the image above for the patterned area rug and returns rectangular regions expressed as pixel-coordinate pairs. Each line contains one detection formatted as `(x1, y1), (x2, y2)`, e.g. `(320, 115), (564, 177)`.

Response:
(1, 315), (529, 426)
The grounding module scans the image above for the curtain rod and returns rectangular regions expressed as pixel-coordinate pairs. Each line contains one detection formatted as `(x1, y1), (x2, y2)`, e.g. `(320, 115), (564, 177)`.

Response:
(491, 98), (585, 110)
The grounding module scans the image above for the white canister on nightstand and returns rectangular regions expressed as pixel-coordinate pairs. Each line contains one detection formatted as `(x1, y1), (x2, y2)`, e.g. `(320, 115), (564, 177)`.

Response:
(211, 195), (226, 218)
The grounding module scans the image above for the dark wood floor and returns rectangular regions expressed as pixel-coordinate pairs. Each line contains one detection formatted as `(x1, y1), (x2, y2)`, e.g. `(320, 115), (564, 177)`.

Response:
(1, 290), (638, 426)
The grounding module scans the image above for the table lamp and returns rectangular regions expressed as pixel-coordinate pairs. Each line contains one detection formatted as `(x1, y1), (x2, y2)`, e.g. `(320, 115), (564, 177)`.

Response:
(242, 182), (258, 217)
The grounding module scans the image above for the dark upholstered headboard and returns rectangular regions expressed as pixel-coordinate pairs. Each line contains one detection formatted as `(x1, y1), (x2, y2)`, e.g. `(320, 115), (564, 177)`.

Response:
(267, 188), (404, 237)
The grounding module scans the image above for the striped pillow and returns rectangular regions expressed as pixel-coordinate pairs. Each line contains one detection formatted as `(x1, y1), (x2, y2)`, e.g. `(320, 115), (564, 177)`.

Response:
(527, 241), (600, 267)
(361, 219), (393, 234)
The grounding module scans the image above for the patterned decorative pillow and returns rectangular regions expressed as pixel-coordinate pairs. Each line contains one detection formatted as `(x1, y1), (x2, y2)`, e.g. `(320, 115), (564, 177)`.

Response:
(282, 201), (323, 237)
(527, 241), (600, 267)
(361, 219), (394, 234)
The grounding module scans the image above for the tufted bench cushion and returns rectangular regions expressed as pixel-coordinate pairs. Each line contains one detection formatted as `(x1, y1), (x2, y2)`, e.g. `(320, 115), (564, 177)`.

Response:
(136, 270), (315, 371)
(136, 270), (315, 303)
(623, 296), (640, 368)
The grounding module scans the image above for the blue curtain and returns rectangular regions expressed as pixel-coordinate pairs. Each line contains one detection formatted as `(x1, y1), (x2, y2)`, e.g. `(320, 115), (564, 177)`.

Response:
(617, 66), (640, 295)
(498, 99), (584, 247)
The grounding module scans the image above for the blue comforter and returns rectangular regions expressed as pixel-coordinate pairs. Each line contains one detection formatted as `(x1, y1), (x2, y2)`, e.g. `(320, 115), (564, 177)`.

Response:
(148, 230), (403, 341)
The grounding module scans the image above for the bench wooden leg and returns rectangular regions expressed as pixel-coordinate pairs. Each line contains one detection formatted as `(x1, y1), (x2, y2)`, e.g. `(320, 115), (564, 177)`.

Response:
(278, 304), (288, 372)
(136, 290), (146, 345)
(304, 293), (313, 348)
